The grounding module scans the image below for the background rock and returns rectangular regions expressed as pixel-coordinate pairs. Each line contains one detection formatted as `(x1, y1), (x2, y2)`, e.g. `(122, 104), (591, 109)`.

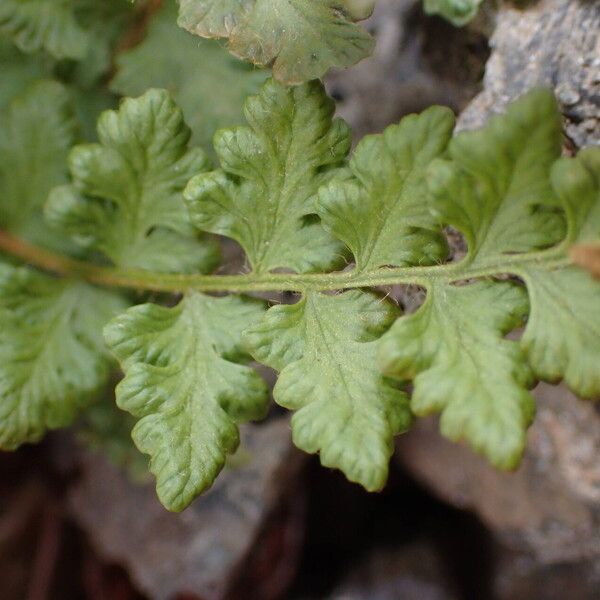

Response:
(457, 0), (600, 146)
(493, 549), (600, 600)
(330, 542), (459, 600)
(326, 0), (490, 139)
(68, 418), (306, 600)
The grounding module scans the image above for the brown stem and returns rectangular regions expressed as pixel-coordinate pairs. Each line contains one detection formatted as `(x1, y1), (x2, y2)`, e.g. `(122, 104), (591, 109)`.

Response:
(116, 0), (165, 54)
(0, 230), (77, 277)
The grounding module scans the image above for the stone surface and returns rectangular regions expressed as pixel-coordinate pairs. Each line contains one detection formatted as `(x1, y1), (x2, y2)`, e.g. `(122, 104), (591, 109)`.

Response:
(457, 0), (600, 147)
(330, 542), (459, 600)
(493, 549), (600, 600)
(326, 0), (489, 139)
(68, 418), (306, 600)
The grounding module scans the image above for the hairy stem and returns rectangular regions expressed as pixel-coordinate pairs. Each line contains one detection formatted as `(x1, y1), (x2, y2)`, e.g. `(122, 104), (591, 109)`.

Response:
(0, 229), (569, 293)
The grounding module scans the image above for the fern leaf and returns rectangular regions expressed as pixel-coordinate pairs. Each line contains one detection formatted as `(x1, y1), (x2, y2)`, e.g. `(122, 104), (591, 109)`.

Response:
(178, 0), (375, 84)
(317, 106), (454, 270)
(0, 264), (126, 449)
(104, 293), (269, 512)
(185, 78), (350, 274)
(245, 290), (411, 490)
(0, 36), (52, 109)
(46, 89), (219, 273)
(111, 1), (267, 150)
(0, 80), (77, 251)
(0, 0), (88, 59)
(379, 93), (600, 466)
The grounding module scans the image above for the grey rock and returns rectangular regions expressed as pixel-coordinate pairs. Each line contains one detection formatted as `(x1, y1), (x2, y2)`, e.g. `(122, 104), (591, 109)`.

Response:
(326, 0), (489, 139)
(493, 549), (600, 600)
(457, 0), (600, 147)
(330, 542), (459, 600)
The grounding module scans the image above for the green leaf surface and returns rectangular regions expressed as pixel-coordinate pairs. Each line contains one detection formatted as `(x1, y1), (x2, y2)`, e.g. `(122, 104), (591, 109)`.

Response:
(46, 89), (219, 273)
(104, 292), (268, 511)
(380, 281), (535, 468)
(178, 0), (375, 84)
(520, 266), (600, 399)
(317, 106), (454, 271)
(111, 1), (267, 150)
(423, 0), (484, 26)
(185, 78), (350, 274)
(0, 80), (78, 250)
(554, 149), (600, 246)
(519, 148), (600, 399)
(245, 290), (411, 491)
(0, 264), (126, 449)
(0, 0), (88, 59)
(427, 88), (565, 268)
(376, 91), (599, 467)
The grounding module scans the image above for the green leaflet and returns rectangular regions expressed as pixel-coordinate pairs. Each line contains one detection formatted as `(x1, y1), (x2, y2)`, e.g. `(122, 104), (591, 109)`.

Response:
(521, 267), (600, 398)
(46, 89), (219, 273)
(111, 1), (267, 150)
(317, 106), (454, 271)
(519, 148), (600, 399)
(0, 80), (78, 250)
(379, 91), (599, 467)
(245, 290), (411, 491)
(177, 0), (375, 84)
(0, 15), (122, 144)
(379, 281), (535, 469)
(0, 0), (88, 60)
(0, 0), (129, 132)
(427, 89), (565, 268)
(0, 264), (127, 449)
(423, 0), (484, 26)
(0, 0), (132, 90)
(185, 79), (350, 274)
(104, 293), (269, 512)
